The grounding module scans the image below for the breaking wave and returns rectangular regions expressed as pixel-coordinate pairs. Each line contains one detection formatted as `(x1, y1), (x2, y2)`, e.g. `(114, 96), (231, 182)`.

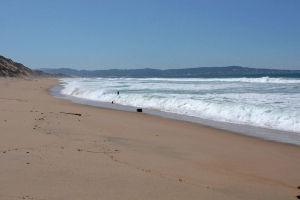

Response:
(60, 77), (300, 133)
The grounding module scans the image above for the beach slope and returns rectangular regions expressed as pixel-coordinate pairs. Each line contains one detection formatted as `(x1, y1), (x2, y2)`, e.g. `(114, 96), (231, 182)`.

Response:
(0, 78), (299, 200)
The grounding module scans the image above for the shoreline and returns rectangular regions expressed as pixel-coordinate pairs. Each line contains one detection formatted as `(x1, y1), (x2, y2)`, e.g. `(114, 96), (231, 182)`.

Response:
(51, 81), (300, 147)
(1, 78), (300, 200)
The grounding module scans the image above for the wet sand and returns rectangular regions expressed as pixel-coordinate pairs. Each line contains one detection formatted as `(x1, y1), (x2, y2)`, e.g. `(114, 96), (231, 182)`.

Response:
(0, 78), (299, 200)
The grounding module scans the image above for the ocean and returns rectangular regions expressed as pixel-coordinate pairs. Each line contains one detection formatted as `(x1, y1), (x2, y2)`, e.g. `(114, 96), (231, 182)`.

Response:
(51, 75), (300, 146)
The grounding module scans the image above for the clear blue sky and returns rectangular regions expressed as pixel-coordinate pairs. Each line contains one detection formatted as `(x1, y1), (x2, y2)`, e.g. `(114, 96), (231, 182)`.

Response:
(1, 0), (300, 70)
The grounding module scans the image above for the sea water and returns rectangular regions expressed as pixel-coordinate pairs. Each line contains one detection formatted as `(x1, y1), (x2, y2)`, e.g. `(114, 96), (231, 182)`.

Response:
(52, 75), (300, 146)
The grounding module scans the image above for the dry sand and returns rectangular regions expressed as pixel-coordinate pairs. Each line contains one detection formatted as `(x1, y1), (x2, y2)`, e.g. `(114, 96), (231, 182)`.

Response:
(0, 78), (299, 200)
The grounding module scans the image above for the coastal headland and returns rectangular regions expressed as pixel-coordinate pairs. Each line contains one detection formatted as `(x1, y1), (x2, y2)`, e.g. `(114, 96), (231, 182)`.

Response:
(0, 78), (299, 200)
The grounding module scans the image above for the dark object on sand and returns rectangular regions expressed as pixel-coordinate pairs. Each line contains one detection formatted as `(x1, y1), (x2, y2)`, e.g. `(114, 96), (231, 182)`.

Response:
(296, 195), (300, 199)
(297, 186), (300, 189)
(117, 91), (119, 95)
(112, 101), (113, 104)
(60, 112), (81, 116)
(137, 108), (142, 112)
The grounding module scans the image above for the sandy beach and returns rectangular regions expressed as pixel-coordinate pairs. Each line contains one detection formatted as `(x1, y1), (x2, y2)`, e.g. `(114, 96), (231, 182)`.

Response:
(0, 78), (299, 200)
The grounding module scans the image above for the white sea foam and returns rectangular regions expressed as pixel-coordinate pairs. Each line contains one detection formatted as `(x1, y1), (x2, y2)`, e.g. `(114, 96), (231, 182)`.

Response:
(138, 77), (300, 83)
(60, 77), (300, 134)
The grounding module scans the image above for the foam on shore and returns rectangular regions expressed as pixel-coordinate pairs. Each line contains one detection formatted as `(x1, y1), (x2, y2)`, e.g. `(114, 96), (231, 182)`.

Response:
(51, 84), (300, 146)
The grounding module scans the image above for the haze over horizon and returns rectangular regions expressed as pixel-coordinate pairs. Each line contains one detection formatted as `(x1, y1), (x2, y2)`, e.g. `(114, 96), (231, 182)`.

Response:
(1, 0), (300, 70)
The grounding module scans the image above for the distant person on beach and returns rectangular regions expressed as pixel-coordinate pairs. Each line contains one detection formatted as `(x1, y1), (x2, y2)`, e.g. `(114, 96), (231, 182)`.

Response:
(117, 91), (119, 95)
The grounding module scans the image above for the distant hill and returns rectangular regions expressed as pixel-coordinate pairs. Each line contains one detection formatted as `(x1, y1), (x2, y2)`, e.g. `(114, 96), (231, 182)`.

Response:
(0, 55), (71, 78)
(38, 66), (300, 77)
